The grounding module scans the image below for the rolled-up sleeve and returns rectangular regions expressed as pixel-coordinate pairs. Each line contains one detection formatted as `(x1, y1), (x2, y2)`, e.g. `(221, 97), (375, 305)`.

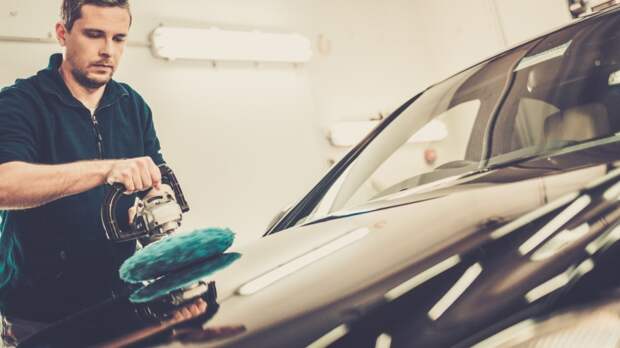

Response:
(0, 88), (39, 165)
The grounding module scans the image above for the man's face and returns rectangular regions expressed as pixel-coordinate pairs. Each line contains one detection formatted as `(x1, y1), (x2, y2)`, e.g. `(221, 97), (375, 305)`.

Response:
(58, 5), (130, 89)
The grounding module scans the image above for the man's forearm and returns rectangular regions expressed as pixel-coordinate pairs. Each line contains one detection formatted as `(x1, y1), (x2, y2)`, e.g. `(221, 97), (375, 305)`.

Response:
(0, 160), (114, 210)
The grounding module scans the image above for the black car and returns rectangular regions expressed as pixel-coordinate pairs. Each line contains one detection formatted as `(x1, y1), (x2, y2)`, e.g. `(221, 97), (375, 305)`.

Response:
(21, 4), (620, 348)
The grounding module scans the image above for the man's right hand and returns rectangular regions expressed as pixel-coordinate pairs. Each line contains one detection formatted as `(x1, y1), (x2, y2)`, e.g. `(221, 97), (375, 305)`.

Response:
(0, 158), (163, 210)
(106, 156), (161, 194)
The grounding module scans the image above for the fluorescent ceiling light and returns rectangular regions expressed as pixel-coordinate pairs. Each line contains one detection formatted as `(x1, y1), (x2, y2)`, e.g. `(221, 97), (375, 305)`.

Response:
(518, 195), (591, 255)
(525, 259), (594, 303)
(603, 181), (620, 200)
(375, 333), (392, 348)
(307, 324), (349, 348)
(610, 70), (620, 86)
(237, 228), (369, 296)
(384, 255), (461, 302)
(471, 319), (537, 348)
(530, 223), (590, 261)
(491, 192), (579, 239)
(150, 26), (312, 63)
(586, 223), (620, 255)
(428, 263), (482, 321)
(585, 167), (620, 190)
(328, 120), (448, 148)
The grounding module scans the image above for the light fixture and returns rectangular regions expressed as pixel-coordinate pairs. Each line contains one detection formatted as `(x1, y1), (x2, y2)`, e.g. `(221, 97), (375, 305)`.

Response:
(491, 192), (579, 239)
(428, 263), (483, 321)
(307, 324), (349, 348)
(384, 255), (461, 302)
(586, 223), (620, 255)
(375, 333), (392, 348)
(610, 70), (620, 86)
(150, 26), (313, 63)
(530, 223), (591, 261)
(518, 195), (591, 255)
(525, 259), (594, 303)
(603, 180), (620, 200)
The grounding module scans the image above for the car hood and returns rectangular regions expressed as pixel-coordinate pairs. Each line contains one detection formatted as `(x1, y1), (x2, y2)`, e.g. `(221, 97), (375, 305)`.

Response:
(20, 158), (619, 348)
(188, 163), (611, 346)
(213, 166), (605, 303)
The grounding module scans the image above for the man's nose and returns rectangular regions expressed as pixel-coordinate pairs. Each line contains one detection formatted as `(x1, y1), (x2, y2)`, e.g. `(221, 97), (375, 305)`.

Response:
(99, 38), (114, 57)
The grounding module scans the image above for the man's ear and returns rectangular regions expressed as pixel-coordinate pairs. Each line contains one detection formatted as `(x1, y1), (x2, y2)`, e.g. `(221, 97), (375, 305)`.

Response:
(55, 22), (68, 47)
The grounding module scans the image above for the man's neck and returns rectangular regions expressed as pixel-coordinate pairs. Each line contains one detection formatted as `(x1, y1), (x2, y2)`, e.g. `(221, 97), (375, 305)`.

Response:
(59, 61), (105, 114)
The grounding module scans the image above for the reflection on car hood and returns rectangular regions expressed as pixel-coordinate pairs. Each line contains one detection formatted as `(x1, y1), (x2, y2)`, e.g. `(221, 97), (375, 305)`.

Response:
(217, 167), (603, 299)
(20, 161), (616, 348)
(196, 164), (608, 346)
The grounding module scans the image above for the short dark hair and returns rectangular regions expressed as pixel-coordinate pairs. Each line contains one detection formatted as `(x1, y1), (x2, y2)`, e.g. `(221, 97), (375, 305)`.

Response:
(61, 0), (132, 31)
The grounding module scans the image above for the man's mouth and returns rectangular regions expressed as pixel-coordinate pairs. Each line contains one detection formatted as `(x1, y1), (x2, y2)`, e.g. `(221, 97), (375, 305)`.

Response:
(92, 63), (113, 70)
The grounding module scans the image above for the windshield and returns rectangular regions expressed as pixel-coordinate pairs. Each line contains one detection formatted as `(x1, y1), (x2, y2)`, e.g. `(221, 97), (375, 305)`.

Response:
(295, 44), (534, 224)
(277, 10), (620, 230)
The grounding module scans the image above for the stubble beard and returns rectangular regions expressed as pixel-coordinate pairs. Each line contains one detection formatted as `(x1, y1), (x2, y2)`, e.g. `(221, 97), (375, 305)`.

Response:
(70, 66), (112, 90)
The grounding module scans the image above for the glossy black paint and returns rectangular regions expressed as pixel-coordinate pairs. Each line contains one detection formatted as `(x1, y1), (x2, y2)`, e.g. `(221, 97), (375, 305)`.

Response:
(21, 155), (620, 348)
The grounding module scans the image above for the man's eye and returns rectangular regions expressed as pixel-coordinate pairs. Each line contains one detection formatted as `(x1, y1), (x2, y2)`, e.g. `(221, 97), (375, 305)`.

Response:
(85, 32), (103, 38)
(113, 37), (126, 42)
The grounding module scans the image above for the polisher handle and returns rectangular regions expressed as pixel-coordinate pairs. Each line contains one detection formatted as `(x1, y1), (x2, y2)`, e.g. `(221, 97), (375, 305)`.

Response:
(158, 164), (190, 213)
(101, 164), (190, 242)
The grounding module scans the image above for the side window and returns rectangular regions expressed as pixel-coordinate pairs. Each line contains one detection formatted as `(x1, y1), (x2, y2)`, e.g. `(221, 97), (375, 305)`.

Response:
(510, 98), (560, 150)
(491, 12), (620, 161)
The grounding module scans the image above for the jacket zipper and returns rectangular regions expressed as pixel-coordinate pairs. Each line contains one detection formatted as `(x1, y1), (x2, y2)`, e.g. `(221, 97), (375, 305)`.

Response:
(89, 99), (118, 159)
(90, 112), (104, 159)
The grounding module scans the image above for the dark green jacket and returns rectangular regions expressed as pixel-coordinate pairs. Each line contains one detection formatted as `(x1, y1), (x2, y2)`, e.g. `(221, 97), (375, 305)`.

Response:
(0, 53), (164, 322)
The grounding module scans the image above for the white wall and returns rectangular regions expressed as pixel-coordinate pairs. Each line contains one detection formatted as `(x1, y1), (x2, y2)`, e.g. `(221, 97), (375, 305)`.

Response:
(413, 0), (572, 82)
(0, 0), (572, 245)
(0, 1), (329, 246)
(305, 0), (436, 127)
(494, 0), (573, 46)
(314, 0), (572, 166)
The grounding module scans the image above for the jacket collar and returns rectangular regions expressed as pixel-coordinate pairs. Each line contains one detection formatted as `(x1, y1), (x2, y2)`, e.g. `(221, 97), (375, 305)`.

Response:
(38, 53), (129, 109)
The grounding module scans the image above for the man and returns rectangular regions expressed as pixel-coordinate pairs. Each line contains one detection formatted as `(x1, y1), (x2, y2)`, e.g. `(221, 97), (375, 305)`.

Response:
(0, 0), (204, 345)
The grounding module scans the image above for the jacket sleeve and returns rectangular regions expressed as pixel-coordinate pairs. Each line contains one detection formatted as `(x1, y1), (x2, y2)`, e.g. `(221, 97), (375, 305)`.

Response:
(141, 102), (166, 166)
(0, 87), (39, 165)
(121, 83), (166, 167)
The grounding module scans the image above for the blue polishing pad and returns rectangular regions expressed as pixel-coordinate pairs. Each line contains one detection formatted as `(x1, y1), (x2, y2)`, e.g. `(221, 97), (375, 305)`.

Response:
(120, 227), (234, 283)
(130, 252), (241, 303)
